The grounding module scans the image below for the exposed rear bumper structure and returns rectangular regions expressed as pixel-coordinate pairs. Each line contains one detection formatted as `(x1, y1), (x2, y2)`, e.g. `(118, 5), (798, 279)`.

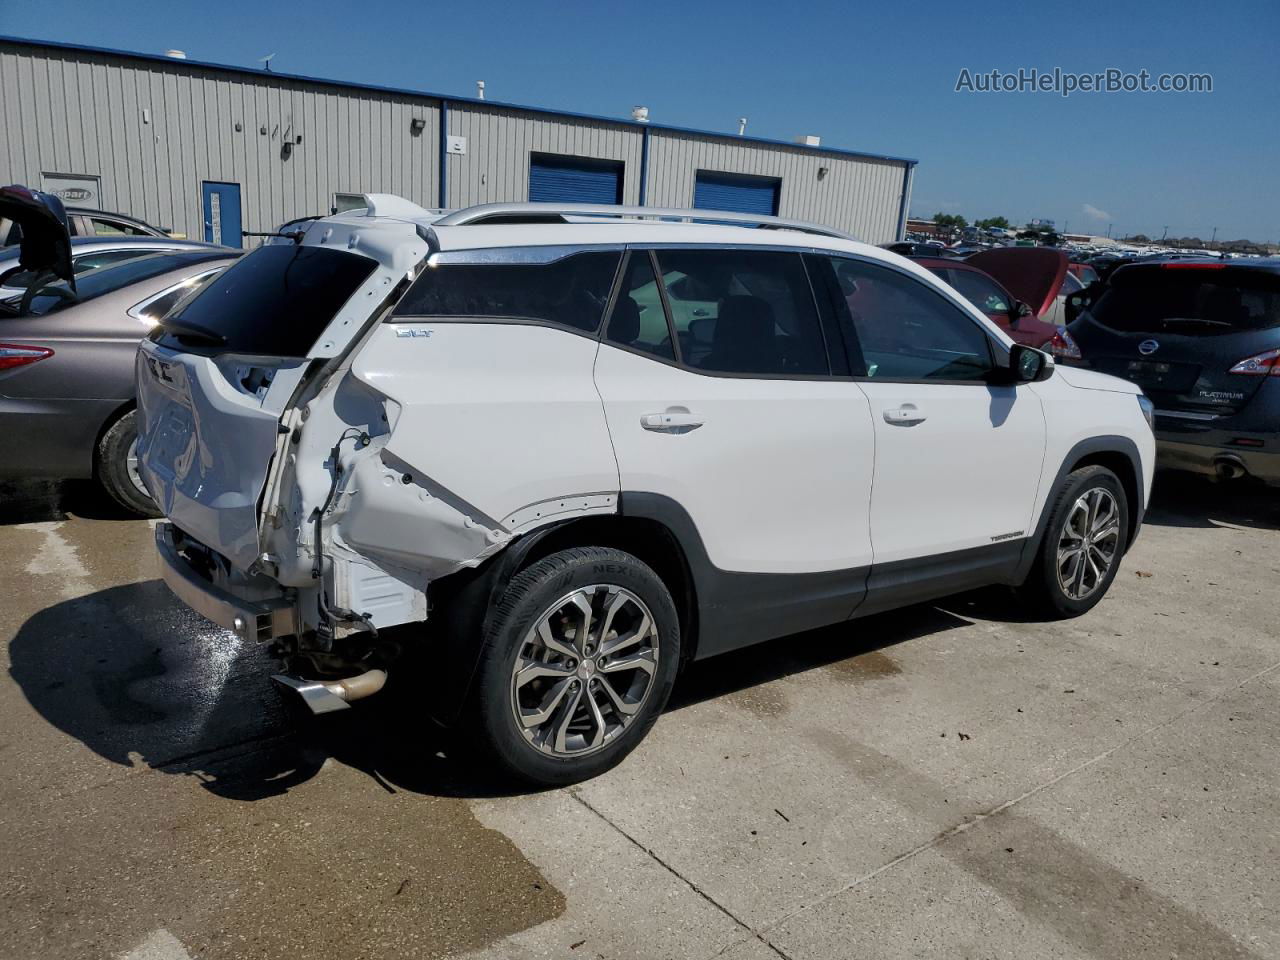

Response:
(154, 521), (299, 642)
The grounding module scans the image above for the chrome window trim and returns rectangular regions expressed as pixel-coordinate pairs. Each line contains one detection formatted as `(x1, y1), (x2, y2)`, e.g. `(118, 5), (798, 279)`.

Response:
(127, 267), (225, 323)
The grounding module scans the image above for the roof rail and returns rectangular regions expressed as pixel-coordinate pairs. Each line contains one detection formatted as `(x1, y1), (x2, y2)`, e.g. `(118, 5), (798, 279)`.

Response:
(433, 202), (858, 243)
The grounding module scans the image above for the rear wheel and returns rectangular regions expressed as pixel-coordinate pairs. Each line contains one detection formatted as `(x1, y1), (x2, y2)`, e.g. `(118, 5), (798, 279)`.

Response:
(470, 547), (680, 786)
(1020, 465), (1128, 618)
(96, 410), (160, 518)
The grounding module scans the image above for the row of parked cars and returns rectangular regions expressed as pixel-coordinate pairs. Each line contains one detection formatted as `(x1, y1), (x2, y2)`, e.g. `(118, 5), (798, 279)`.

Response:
(0, 184), (1270, 786)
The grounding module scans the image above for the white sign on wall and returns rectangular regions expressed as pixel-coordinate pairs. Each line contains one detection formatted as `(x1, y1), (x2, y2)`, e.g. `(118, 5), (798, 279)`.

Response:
(41, 173), (102, 207)
(446, 136), (467, 155)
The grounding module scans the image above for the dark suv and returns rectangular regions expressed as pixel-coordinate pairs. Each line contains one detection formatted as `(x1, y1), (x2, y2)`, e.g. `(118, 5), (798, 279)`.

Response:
(1066, 259), (1280, 485)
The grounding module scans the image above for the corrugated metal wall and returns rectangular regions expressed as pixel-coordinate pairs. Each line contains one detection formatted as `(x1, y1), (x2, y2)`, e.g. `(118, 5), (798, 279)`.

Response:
(647, 130), (907, 241)
(0, 40), (910, 245)
(0, 43), (440, 239)
(445, 105), (644, 208)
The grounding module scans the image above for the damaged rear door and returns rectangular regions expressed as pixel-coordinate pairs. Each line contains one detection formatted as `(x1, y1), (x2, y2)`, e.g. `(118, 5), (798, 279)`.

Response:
(136, 242), (379, 570)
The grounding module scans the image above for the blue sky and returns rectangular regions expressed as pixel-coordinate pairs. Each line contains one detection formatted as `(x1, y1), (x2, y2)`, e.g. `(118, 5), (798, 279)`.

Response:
(5, 0), (1277, 241)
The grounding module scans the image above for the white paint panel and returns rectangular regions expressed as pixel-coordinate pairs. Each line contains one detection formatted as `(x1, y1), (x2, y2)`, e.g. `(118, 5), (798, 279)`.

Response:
(594, 343), (876, 574)
(352, 323), (620, 525)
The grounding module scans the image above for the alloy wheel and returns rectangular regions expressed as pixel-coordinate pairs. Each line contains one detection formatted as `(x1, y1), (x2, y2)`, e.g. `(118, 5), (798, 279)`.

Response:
(125, 437), (149, 498)
(510, 584), (659, 758)
(1056, 487), (1120, 600)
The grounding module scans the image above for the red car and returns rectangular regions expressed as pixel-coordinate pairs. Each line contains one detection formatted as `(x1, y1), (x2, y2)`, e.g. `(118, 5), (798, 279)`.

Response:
(911, 248), (1081, 359)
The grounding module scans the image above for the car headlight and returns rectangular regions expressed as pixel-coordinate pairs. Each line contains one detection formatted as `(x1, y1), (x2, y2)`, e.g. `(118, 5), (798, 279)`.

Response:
(1137, 394), (1155, 431)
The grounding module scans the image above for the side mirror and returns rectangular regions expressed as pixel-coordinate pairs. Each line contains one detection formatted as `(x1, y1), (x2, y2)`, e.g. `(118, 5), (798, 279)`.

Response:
(1009, 343), (1054, 383)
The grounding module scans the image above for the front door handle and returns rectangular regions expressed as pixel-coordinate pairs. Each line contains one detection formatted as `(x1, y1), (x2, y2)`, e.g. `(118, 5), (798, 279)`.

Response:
(883, 404), (926, 426)
(641, 411), (703, 433)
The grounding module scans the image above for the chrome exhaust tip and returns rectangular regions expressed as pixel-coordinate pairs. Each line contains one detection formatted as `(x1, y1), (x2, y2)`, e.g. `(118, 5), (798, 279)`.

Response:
(1212, 456), (1247, 481)
(271, 668), (388, 716)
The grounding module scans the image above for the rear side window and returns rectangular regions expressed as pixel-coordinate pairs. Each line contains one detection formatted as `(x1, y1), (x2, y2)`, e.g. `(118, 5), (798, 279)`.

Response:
(156, 244), (375, 355)
(1, 249), (145, 290)
(605, 252), (675, 362)
(653, 249), (829, 376)
(824, 256), (994, 381)
(1091, 267), (1280, 336)
(392, 251), (620, 334)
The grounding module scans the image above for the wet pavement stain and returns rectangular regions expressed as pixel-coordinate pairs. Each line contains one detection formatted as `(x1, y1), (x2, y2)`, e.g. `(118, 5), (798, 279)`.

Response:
(824, 650), (903, 683)
(724, 682), (789, 719)
(1, 481), (567, 959)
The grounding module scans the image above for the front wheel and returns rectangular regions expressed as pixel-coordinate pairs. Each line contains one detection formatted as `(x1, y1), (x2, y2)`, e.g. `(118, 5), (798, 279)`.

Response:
(96, 410), (161, 518)
(470, 547), (680, 786)
(1019, 464), (1129, 618)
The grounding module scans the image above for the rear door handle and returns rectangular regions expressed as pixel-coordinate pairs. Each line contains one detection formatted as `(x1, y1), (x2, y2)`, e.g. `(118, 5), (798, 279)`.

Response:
(883, 404), (926, 426)
(641, 412), (703, 432)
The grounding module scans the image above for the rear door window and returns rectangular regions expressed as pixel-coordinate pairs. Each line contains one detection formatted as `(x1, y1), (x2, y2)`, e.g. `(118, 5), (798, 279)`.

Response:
(155, 244), (375, 355)
(605, 252), (676, 362)
(1092, 267), (1280, 336)
(391, 251), (620, 334)
(653, 248), (829, 376)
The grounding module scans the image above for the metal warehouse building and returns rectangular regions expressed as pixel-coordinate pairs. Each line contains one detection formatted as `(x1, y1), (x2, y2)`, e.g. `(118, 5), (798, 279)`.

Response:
(0, 36), (916, 246)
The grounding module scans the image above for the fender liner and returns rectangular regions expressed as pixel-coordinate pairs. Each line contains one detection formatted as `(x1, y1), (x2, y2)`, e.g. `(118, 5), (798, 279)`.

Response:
(422, 520), (573, 726)
(1011, 434), (1146, 584)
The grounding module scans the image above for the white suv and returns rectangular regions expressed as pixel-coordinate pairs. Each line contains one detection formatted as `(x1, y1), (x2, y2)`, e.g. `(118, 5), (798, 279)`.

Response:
(137, 197), (1155, 785)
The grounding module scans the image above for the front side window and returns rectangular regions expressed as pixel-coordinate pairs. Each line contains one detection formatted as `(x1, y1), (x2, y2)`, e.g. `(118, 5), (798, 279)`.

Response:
(826, 257), (995, 381)
(392, 251), (620, 334)
(92, 217), (149, 237)
(942, 268), (1011, 317)
(653, 249), (828, 376)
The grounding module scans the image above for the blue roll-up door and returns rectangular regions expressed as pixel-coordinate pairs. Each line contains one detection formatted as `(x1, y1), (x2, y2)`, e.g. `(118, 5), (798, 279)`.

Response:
(693, 171), (781, 216)
(529, 153), (624, 204)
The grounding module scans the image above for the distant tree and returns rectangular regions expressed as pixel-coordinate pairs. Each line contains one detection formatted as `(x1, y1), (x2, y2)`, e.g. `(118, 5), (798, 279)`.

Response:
(933, 213), (968, 230)
(976, 216), (1010, 229)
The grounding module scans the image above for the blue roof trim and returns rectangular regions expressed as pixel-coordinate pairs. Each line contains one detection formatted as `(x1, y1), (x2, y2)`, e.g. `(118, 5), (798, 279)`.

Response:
(0, 34), (919, 168)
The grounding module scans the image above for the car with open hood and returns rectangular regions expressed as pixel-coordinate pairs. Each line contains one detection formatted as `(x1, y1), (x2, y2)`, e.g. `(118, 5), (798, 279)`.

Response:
(909, 247), (1082, 360)
(0, 185), (238, 514)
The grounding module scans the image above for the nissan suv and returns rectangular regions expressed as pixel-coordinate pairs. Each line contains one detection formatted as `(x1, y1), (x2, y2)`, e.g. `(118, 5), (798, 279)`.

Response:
(136, 197), (1155, 785)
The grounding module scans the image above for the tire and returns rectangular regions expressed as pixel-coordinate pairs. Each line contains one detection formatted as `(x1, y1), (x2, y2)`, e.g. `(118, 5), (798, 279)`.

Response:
(1019, 465), (1129, 619)
(96, 410), (161, 518)
(469, 546), (680, 786)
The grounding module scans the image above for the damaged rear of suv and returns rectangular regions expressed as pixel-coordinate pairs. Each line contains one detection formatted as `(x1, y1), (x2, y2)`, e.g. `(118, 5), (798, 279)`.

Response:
(140, 196), (1154, 785)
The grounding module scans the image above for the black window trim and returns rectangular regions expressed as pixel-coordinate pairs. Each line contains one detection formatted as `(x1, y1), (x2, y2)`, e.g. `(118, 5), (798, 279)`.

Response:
(821, 251), (1013, 387)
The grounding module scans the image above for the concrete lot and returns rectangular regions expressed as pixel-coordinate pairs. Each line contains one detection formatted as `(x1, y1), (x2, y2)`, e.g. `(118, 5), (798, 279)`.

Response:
(1, 475), (1277, 960)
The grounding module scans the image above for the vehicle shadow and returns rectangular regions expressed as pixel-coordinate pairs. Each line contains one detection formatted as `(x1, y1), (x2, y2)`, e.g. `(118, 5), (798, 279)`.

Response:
(1142, 472), (1279, 532)
(0, 479), (141, 525)
(9, 579), (1006, 803)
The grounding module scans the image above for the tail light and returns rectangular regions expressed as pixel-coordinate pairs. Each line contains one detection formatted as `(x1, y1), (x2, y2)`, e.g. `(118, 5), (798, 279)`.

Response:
(0, 343), (55, 370)
(1047, 326), (1082, 361)
(1227, 348), (1280, 376)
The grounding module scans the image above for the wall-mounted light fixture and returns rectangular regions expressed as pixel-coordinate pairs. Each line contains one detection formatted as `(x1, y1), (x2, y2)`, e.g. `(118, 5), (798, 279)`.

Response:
(410, 117), (427, 135)
(817, 166), (829, 180)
